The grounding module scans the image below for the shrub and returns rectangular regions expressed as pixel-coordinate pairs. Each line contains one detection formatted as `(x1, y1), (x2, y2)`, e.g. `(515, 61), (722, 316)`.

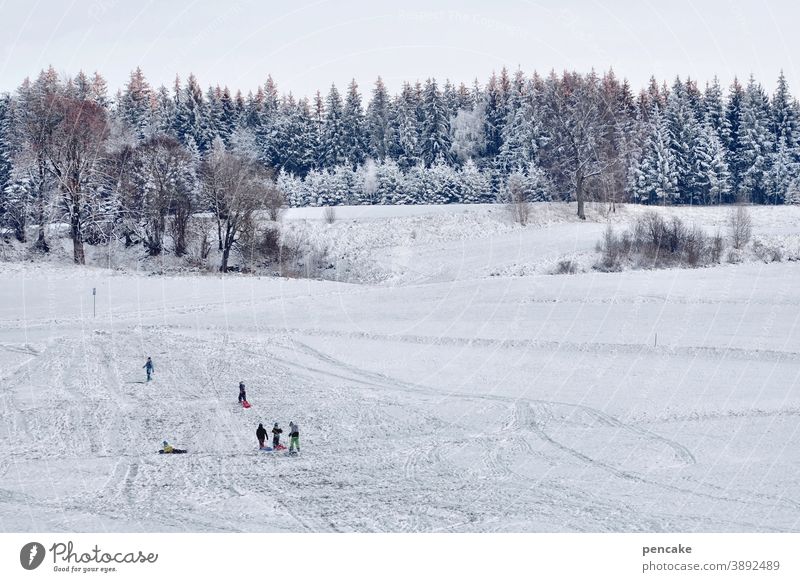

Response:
(596, 212), (718, 270)
(553, 259), (578, 274)
(752, 239), (783, 263)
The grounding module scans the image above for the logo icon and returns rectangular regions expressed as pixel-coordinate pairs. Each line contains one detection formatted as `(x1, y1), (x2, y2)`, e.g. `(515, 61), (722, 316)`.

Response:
(20, 542), (46, 570)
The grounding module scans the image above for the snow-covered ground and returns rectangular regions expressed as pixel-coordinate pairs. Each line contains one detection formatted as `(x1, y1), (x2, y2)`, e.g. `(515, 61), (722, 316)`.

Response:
(1, 202), (800, 532)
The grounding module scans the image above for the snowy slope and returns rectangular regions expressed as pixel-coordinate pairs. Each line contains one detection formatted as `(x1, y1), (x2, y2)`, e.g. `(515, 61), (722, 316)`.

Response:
(1, 203), (800, 532)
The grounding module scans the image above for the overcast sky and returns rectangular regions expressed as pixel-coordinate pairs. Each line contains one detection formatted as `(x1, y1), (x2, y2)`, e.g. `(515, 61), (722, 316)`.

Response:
(1, 0), (798, 98)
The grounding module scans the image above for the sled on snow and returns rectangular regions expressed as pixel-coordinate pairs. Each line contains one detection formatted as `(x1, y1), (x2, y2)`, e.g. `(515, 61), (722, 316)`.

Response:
(241, 400), (251, 409)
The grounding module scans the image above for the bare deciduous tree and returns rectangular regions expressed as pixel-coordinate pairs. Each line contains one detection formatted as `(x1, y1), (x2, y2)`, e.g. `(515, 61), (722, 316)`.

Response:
(728, 205), (752, 250)
(125, 135), (195, 256)
(264, 180), (286, 222)
(506, 172), (530, 226)
(44, 96), (108, 264)
(200, 143), (269, 272)
(540, 71), (615, 220)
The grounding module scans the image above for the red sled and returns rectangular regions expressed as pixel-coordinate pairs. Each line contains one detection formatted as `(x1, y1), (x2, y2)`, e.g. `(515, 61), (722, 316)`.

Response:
(242, 400), (251, 409)
(275, 444), (286, 450)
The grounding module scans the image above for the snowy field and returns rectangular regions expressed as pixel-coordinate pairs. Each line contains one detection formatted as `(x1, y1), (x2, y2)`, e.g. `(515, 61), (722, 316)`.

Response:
(1, 202), (800, 532)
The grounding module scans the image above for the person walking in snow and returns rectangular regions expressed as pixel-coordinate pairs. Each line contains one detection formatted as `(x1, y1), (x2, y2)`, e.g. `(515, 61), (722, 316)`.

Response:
(143, 357), (154, 382)
(256, 423), (268, 448)
(288, 421), (300, 454)
(238, 382), (247, 403)
(271, 422), (283, 449)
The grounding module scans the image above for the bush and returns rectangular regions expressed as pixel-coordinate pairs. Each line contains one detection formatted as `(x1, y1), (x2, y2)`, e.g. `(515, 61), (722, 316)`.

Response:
(323, 206), (337, 224)
(710, 231), (724, 264)
(596, 224), (623, 271)
(595, 212), (720, 271)
(752, 239), (783, 263)
(553, 259), (578, 274)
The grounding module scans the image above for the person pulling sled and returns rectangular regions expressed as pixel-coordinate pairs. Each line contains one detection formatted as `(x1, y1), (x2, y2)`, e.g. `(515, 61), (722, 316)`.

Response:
(272, 422), (283, 449)
(256, 423), (268, 449)
(238, 382), (247, 403)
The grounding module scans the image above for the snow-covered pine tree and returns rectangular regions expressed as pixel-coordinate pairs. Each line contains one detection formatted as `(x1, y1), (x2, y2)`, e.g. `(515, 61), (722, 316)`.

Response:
(119, 68), (154, 142)
(450, 106), (486, 165)
(277, 169), (308, 208)
(305, 169), (327, 207)
(175, 74), (212, 151)
(419, 78), (452, 167)
(374, 159), (405, 204)
(664, 77), (702, 203)
(703, 77), (726, 144)
(342, 80), (367, 168)
(771, 71), (799, 153)
(366, 77), (390, 161)
(739, 77), (775, 203)
(243, 88), (264, 130)
(425, 161), (460, 204)
(90, 72), (109, 107)
(388, 82), (422, 170)
(634, 108), (678, 204)
(768, 136), (797, 205)
(219, 87), (236, 145)
(723, 78), (746, 197)
(0, 94), (12, 221)
(152, 85), (176, 135)
(309, 90), (325, 169)
(497, 77), (540, 175)
(692, 121), (731, 204)
(482, 72), (505, 160)
(321, 84), (347, 168)
(459, 159), (490, 203)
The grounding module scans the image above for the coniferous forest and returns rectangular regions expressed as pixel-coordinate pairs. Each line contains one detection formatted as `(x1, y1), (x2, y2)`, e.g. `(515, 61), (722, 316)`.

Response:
(1, 66), (799, 265)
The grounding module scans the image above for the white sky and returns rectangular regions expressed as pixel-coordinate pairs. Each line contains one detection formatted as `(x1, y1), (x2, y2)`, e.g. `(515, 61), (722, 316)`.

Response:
(1, 0), (798, 98)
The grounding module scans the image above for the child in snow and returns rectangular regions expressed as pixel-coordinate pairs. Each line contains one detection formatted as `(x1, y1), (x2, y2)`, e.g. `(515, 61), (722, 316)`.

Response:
(160, 440), (187, 454)
(288, 421), (300, 453)
(238, 382), (247, 403)
(272, 422), (283, 449)
(143, 357), (154, 381)
(256, 423), (268, 448)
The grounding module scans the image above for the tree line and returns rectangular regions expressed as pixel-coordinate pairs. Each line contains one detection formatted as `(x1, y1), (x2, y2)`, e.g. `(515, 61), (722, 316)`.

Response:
(1, 66), (799, 265)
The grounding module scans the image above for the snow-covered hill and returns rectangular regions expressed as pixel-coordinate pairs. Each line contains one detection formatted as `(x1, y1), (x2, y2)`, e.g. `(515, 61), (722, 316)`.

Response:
(1, 202), (800, 532)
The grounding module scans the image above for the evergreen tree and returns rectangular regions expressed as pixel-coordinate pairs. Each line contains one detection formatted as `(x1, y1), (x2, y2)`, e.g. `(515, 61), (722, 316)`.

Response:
(389, 82), (421, 170)
(342, 79), (367, 167)
(175, 74), (212, 151)
(498, 78), (540, 174)
(321, 84), (347, 168)
(482, 72), (505, 159)
(771, 71), (799, 154)
(768, 136), (797, 204)
(119, 67), (153, 141)
(723, 78), (746, 196)
(739, 77), (775, 203)
(664, 77), (701, 203)
(634, 109), (678, 204)
(366, 77), (390, 160)
(374, 159), (405, 204)
(703, 77), (726, 143)
(419, 78), (452, 167)
(459, 159), (490, 203)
